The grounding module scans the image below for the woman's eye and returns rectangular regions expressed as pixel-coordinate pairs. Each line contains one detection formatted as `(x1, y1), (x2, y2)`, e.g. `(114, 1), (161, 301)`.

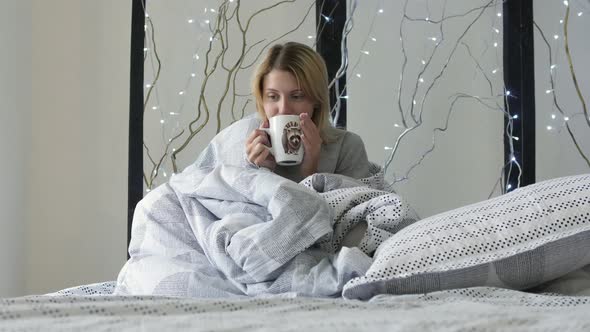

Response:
(266, 94), (278, 101)
(292, 94), (304, 100)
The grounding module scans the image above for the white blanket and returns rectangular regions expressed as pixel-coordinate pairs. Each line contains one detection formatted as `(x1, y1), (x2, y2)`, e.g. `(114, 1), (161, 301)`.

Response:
(115, 117), (417, 297)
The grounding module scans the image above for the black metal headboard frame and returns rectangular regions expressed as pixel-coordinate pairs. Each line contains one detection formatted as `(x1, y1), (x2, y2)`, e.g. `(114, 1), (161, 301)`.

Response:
(127, 0), (535, 253)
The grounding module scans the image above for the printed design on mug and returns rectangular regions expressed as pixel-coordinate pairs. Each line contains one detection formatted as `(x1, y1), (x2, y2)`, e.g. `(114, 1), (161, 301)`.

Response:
(282, 121), (302, 155)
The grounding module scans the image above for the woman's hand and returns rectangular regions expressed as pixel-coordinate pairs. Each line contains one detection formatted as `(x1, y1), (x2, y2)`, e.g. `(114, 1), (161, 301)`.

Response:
(245, 119), (276, 171)
(299, 112), (322, 177)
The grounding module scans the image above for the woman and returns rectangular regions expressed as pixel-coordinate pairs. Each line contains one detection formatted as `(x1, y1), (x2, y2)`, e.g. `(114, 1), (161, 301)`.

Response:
(246, 41), (372, 182)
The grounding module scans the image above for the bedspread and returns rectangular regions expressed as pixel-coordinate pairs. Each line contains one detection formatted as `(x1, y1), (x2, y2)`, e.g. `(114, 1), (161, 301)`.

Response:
(115, 161), (416, 298)
(4, 284), (590, 331)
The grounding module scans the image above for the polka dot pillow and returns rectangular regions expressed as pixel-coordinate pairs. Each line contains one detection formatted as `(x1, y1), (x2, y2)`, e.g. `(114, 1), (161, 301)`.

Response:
(343, 173), (590, 300)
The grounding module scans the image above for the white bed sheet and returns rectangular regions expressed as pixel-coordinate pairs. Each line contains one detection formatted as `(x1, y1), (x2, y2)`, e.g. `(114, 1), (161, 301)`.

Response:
(2, 282), (590, 331)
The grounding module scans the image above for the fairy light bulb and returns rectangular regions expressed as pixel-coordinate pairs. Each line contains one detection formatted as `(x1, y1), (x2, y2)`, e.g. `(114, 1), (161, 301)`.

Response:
(378, 9), (384, 14)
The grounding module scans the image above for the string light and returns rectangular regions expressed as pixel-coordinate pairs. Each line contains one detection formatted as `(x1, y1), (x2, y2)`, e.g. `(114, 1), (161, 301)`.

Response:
(187, 19), (194, 24)
(378, 9), (384, 14)
(362, 50), (370, 55)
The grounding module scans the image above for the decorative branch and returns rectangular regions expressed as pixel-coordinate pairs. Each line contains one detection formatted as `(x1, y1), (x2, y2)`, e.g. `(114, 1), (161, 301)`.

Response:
(533, 20), (590, 167)
(142, 0), (317, 184)
(563, 5), (590, 128)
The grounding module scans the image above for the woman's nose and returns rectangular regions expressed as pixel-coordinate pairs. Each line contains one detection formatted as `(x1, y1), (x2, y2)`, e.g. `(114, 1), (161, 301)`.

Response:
(278, 99), (293, 115)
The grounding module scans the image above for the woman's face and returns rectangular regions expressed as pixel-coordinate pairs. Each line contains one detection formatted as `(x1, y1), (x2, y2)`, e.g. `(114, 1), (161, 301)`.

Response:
(261, 69), (315, 119)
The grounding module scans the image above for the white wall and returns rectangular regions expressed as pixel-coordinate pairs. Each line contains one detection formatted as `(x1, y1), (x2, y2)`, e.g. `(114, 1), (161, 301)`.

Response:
(0, 0), (30, 297)
(534, 0), (590, 180)
(25, 0), (130, 295)
(348, 1), (504, 218)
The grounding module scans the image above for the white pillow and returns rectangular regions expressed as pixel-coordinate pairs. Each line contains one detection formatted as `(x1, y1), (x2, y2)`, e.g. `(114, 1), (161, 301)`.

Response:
(343, 173), (590, 300)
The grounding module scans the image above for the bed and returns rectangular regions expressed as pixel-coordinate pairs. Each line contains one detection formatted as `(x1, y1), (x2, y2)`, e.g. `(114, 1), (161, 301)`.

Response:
(3, 118), (590, 331)
(2, 281), (590, 331)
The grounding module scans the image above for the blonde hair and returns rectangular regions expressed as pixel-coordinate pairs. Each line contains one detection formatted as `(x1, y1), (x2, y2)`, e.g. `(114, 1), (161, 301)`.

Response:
(252, 42), (339, 143)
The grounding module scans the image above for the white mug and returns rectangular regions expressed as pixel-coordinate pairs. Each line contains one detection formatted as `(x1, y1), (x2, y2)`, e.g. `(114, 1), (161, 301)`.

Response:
(261, 115), (304, 166)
